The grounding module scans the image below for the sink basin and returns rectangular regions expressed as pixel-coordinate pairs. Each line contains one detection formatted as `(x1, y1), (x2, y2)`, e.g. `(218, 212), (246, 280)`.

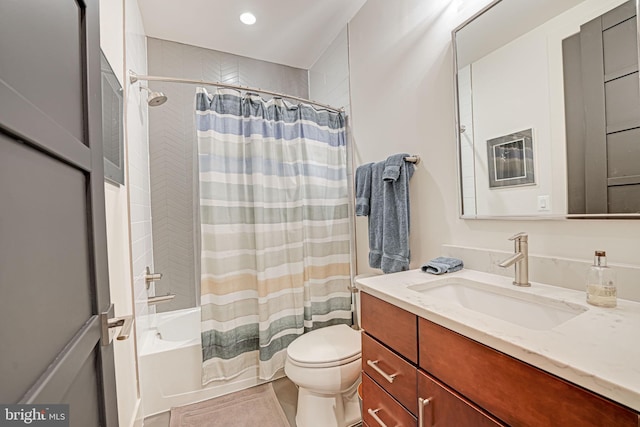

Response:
(408, 278), (587, 330)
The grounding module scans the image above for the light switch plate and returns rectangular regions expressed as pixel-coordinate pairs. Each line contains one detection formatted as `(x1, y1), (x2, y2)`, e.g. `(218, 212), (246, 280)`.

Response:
(537, 195), (550, 211)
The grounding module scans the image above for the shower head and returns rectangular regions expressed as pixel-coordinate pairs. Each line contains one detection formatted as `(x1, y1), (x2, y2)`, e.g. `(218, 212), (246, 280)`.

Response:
(140, 85), (167, 106)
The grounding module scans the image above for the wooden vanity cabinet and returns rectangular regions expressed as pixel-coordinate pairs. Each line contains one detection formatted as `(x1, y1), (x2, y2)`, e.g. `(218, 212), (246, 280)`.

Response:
(360, 292), (639, 427)
(361, 293), (502, 427)
(419, 318), (639, 427)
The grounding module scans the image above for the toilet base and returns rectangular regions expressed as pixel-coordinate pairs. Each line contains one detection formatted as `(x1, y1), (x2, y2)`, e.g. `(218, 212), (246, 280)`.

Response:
(295, 380), (361, 427)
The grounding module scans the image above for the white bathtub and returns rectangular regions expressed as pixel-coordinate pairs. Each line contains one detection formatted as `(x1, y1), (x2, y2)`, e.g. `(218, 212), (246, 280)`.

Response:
(139, 307), (282, 416)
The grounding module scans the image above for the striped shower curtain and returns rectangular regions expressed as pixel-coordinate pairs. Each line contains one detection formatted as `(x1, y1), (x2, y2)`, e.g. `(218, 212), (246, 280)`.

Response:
(195, 88), (352, 383)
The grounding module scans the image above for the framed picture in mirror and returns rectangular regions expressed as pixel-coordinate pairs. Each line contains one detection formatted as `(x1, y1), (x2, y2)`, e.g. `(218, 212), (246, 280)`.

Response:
(487, 128), (535, 188)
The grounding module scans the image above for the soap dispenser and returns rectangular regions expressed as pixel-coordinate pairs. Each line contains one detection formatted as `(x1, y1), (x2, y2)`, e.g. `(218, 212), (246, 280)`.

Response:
(586, 250), (617, 307)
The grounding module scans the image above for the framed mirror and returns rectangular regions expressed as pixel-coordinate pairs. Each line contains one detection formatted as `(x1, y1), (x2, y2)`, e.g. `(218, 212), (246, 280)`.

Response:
(101, 50), (125, 186)
(454, 0), (640, 218)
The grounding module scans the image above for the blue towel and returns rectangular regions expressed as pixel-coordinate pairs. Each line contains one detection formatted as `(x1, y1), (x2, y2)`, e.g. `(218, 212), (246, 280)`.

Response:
(379, 153), (414, 273)
(382, 153), (406, 182)
(367, 161), (386, 269)
(355, 163), (373, 216)
(363, 154), (415, 274)
(421, 257), (464, 275)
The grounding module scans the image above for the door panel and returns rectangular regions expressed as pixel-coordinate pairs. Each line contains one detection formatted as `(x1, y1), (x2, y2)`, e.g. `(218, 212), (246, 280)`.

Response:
(0, 0), (85, 143)
(603, 17), (638, 79)
(604, 74), (640, 133)
(62, 349), (101, 427)
(607, 128), (640, 178)
(609, 185), (640, 212)
(0, 0), (118, 425)
(0, 136), (93, 402)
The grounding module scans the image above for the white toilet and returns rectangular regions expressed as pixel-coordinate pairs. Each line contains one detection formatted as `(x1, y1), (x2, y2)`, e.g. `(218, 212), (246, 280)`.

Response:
(284, 324), (362, 427)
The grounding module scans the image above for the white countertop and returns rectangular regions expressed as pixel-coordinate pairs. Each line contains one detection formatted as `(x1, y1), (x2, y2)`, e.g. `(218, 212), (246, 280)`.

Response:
(355, 269), (640, 412)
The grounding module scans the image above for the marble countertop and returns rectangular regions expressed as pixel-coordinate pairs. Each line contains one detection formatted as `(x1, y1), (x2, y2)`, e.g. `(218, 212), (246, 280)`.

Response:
(355, 269), (640, 412)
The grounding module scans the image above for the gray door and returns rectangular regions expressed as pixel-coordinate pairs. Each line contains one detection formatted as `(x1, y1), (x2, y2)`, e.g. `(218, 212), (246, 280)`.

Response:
(0, 1), (118, 426)
(564, 1), (640, 214)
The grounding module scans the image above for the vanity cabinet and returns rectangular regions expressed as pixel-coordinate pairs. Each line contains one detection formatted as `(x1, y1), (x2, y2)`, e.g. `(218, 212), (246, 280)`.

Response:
(419, 318), (638, 426)
(361, 292), (503, 427)
(360, 292), (639, 427)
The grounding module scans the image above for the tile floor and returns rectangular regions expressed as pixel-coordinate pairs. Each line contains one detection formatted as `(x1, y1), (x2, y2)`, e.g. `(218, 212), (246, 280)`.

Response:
(143, 377), (298, 427)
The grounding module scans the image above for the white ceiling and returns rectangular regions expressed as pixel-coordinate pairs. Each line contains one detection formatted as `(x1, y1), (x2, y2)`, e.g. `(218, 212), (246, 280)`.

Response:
(137, 0), (367, 70)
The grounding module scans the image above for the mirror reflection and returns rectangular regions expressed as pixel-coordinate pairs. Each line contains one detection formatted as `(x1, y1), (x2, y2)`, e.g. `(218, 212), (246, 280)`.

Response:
(454, 0), (640, 217)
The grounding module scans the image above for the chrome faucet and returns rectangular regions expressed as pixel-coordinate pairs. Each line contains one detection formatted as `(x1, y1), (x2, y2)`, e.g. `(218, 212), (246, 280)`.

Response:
(498, 232), (531, 287)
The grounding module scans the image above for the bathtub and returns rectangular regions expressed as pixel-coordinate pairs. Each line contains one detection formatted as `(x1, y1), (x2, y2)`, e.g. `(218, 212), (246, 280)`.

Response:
(139, 307), (282, 416)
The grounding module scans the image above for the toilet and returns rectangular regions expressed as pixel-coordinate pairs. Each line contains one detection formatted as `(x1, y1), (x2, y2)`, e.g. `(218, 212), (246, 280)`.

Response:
(284, 324), (362, 427)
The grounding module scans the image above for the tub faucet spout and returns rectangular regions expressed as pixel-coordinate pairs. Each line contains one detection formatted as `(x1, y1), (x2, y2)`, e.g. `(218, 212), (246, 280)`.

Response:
(498, 232), (530, 287)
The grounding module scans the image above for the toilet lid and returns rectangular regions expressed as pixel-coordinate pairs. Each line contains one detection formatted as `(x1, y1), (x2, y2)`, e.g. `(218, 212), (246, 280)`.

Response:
(287, 324), (361, 367)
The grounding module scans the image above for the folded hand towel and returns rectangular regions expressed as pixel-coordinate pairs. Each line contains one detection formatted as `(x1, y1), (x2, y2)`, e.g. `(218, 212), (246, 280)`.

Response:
(382, 153), (411, 182)
(421, 257), (464, 275)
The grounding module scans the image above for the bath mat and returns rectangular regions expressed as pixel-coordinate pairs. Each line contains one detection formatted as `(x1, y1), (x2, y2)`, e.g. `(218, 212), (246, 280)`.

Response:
(169, 383), (290, 427)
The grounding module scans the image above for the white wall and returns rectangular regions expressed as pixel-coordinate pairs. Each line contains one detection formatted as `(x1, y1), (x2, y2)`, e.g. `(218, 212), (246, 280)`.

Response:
(123, 2), (154, 424)
(99, 0), (140, 426)
(349, 0), (640, 278)
(472, 31), (558, 215)
(309, 26), (351, 114)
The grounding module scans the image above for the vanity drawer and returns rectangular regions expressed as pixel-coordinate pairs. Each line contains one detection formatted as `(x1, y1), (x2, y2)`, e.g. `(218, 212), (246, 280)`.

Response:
(419, 318), (639, 427)
(363, 332), (418, 415)
(362, 374), (417, 427)
(418, 369), (506, 426)
(361, 292), (418, 363)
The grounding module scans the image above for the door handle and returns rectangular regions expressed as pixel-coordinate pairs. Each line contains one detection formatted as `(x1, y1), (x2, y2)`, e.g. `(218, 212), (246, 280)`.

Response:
(367, 359), (398, 383)
(100, 304), (134, 345)
(418, 397), (433, 427)
(367, 408), (390, 427)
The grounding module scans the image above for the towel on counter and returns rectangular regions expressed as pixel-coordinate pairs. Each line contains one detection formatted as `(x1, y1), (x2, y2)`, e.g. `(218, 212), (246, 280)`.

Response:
(421, 257), (464, 275)
(355, 162), (374, 216)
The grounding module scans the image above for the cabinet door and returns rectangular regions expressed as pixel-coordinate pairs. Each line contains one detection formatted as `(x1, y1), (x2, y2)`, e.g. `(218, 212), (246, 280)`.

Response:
(419, 318), (639, 426)
(418, 370), (505, 427)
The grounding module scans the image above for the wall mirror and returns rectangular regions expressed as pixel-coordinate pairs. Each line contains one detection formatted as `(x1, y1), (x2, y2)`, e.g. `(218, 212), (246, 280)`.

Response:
(101, 50), (124, 186)
(454, 0), (640, 218)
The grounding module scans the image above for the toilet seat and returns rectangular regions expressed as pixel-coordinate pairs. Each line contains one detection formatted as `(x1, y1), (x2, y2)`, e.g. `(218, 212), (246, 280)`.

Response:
(286, 324), (361, 368)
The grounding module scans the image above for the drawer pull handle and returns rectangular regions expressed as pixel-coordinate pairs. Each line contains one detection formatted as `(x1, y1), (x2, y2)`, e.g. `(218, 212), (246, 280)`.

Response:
(367, 359), (398, 383)
(418, 397), (433, 427)
(368, 408), (394, 427)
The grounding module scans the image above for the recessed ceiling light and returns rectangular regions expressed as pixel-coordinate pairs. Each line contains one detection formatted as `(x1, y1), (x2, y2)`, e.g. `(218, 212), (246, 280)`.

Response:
(240, 12), (256, 25)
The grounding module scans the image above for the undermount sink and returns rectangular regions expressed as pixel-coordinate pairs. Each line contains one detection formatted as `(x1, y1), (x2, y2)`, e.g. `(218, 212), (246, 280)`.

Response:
(408, 278), (587, 330)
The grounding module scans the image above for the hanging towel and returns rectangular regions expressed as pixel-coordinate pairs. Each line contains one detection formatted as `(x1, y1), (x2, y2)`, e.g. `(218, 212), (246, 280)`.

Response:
(357, 154), (414, 274)
(382, 153), (406, 181)
(379, 153), (414, 273)
(367, 161), (386, 269)
(421, 257), (464, 275)
(355, 163), (374, 216)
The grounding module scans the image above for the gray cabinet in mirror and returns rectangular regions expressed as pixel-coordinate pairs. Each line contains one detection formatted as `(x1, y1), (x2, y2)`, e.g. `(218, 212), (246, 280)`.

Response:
(454, 0), (640, 218)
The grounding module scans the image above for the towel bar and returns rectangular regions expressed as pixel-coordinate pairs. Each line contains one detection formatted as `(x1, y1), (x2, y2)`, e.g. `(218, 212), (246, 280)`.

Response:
(404, 155), (420, 164)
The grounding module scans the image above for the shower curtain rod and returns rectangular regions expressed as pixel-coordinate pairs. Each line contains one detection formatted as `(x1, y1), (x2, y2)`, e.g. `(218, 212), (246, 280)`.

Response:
(129, 70), (345, 113)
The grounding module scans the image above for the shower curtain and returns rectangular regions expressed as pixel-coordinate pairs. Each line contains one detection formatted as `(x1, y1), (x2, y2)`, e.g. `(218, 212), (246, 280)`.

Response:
(195, 88), (352, 383)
